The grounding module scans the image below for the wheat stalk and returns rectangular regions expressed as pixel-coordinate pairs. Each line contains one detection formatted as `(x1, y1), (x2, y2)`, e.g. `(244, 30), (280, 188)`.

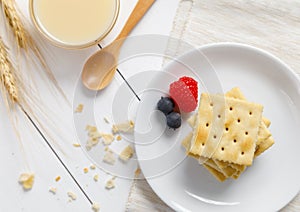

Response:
(1, 0), (26, 49)
(1, 0), (68, 102)
(0, 36), (19, 104)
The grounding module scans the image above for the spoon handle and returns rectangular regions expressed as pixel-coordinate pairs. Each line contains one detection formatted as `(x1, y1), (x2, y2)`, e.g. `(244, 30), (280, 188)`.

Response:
(116, 0), (156, 40)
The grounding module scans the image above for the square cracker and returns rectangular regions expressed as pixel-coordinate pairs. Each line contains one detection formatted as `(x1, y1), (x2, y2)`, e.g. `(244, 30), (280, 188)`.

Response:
(262, 117), (271, 128)
(184, 88), (273, 180)
(190, 93), (263, 165)
(182, 133), (222, 171)
(203, 164), (227, 182)
(217, 88), (271, 175)
(213, 159), (239, 177)
(217, 88), (272, 176)
(225, 88), (271, 145)
(182, 133), (229, 179)
(255, 136), (275, 157)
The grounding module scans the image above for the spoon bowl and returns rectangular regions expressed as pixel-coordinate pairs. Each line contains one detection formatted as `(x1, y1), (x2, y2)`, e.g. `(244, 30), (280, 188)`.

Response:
(81, 0), (156, 90)
(82, 50), (117, 90)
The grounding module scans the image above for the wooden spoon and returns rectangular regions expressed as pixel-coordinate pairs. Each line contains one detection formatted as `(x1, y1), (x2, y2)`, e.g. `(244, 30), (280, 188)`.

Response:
(82, 0), (156, 90)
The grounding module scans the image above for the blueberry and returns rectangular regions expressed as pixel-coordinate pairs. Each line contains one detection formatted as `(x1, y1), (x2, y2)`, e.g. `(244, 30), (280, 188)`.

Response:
(157, 97), (174, 115)
(166, 112), (181, 129)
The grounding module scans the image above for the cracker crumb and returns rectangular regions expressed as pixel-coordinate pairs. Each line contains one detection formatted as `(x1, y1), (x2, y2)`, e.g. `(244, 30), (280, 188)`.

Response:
(74, 104), (84, 113)
(103, 151), (116, 165)
(104, 146), (109, 152)
(55, 176), (61, 182)
(135, 168), (141, 177)
(83, 167), (89, 173)
(105, 177), (116, 190)
(101, 133), (114, 145)
(104, 117), (110, 124)
(116, 135), (122, 141)
(86, 125), (97, 131)
(89, 131), (102, 139)
(86, 138), (99, 151)
(90, 164), (96, 170)
(85, 125), (102, 150)
(112, 120), (135, 134)
(119, 145), (134, 162)
(73, 143), (81, 147)
(67, 191), (77, 201)
(93, 174), (99, 182)
(18, 173), (35, 190)
(92, 202), (100, 212)
(49, 187), (57, 194)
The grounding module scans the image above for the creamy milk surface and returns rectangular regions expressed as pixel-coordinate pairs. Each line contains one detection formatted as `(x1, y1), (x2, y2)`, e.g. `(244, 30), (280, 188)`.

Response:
(33, 0), (117, 46)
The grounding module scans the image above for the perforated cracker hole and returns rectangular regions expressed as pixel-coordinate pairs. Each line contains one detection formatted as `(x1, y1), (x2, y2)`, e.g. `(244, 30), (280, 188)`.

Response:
(210, 102), (213, 107)
(249, 111), (252, 115)
(213, 135), (217, 139)
(225, 127), (229, 131)
(221, 147), (225, 151)
(245, 131), (248, 135)
(237, 118), (241, 123)
(206, 123), (209, 127)
(241, 151), (244, 155)
(233, 139), (237, 143)
(218, 114), (221, 118)
(202, 143), (205, 146)
(229, 107), (233, 111)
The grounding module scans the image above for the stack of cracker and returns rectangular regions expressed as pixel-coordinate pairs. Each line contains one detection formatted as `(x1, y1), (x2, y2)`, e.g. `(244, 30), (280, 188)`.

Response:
(182, 87), (274, 182)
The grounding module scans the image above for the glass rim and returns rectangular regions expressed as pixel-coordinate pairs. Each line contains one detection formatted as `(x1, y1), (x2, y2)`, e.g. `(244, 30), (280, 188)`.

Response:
(29, 0), (120, 49)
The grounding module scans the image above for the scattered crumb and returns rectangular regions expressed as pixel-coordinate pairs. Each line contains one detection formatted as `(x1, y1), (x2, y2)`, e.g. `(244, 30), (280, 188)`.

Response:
(89, 131), (102, 139)
(101, 133), (114, 145)
(104, 117), (110, 124)
(73, 143), (81, 147)
(105, 177), (116, 190)
(116, 135), (122, 141)
(85, 125), (102, 150)
(74, 104), (84, 113)
(90, 164), (96, 170)
(93, 174), (99, 182)
(67, 191), (77, 201)
(92, 202), (100, 212)
(104, 146), (109, 152)
(112, 120), (135, 134)
(86, 138), (99, 151)
(103, 151), (116, 165)
(86, 125), (97, 131)
(83, 167), (89, 173)
(18, 173), (35, 190)
(49, 187), (57, 194)
(135, 168), (141, 177)
(119, 145), (134, 162)
(55, 176), (61, 182)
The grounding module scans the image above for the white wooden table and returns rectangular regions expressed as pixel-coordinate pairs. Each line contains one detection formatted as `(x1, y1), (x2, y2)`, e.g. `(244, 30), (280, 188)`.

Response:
(0, 0), (179, 211)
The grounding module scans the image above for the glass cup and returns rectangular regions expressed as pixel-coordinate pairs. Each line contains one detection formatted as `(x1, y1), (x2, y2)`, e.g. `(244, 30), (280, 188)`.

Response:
(29, 0), (119, 49)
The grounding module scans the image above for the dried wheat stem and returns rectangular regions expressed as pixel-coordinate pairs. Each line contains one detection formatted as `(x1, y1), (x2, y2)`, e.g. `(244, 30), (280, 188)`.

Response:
(1, 0), (68, 103)
(1, 0), (27, 49)
(0, 37), (19, 103)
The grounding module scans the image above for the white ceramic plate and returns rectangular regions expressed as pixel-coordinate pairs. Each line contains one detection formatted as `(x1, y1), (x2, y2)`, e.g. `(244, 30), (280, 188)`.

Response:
(134, 43), (300, 212)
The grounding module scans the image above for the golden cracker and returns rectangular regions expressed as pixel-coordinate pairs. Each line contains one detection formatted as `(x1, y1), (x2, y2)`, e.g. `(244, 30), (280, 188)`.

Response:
(190, 93), (263, 165)
(203, 164), (227, 182)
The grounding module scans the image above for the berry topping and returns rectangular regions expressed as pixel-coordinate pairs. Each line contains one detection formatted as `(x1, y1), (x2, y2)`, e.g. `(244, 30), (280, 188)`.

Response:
(179, 76), (198, 101)
(169, 76), (198, 113)
(157, 97), (174, 115)
(166, 112), (181, 129)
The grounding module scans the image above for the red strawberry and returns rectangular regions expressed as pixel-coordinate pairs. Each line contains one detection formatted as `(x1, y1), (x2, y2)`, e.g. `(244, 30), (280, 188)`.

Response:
(169, 76), (198, 113)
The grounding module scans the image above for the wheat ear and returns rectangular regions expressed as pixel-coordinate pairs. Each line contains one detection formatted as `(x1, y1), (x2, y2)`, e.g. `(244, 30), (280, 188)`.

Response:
(1, 0), (68, 103)
(1, 0), (26, 49)
(0, 36), (19, 104)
